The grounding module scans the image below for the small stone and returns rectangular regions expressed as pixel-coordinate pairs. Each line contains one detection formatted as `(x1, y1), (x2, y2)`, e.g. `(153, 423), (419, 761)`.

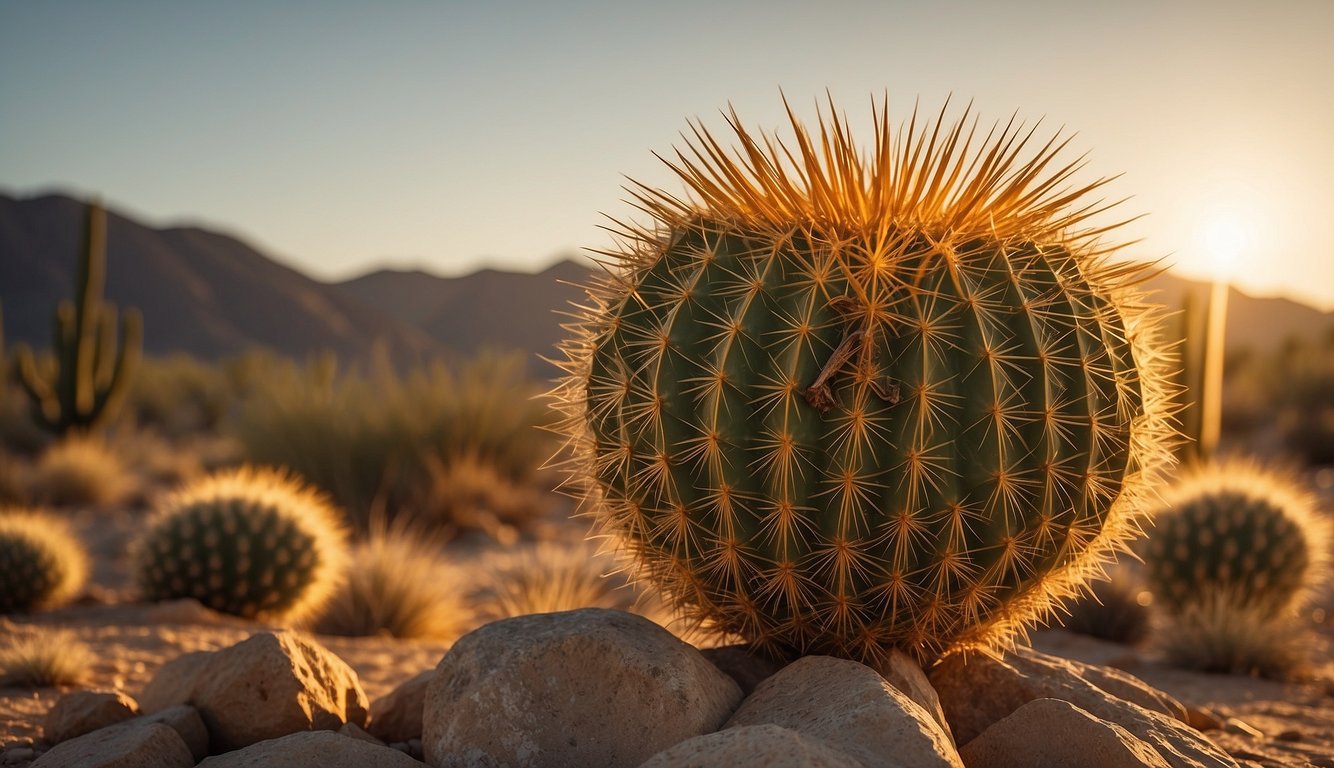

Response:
(338, 722), (384, 745)
(137, 651), (212, 713)
(700, 644), (785, 696)
(1275, 729), (1301, 742)
(197, 730), (422, 767)
(875, 649), (952, 740)
(423, 608), (741, 768)
(3, 748), (35, 765)
(726, 655), (962, 768)
(1222, 718), (1263, 738)
(137, 705), (209, 762)
(367, 669), (433, 743)
(640, 724), (864, 768)
(1184, 705), (1223, 732)
(959, 698), (1170, 768)
(929, 649), (1236, 768)
(138, 631), (369, 752)
(43, 690), (140, 744)
(31, 721), (193, 768)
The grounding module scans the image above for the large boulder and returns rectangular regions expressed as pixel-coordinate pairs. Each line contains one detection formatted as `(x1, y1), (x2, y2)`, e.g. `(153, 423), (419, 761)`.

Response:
(196, 730), (422, 767)
(31, 721), (194, 768)
(43, 690), (140, 745)
(930, 646), (1184, 744)
(136, 631), (370, 752)
(726, 655), (962, 768)
(368, 669), (434, 743)
(930, 649), (1236, 768)
(422, 608), (742, 768)
(639, 724), (863, 768)
(959, 698), (1171, 768)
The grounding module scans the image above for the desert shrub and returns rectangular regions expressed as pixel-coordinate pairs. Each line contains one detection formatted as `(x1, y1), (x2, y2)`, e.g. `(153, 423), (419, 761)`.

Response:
(473, 541), (641, 621)
(1057, 577), (1152, 645)
(1156, 595), (1316, 680)
(315, 519), (470, 640)
(126, 354), (235, 439)
(0, 630), (92, 687)
(231, 351), (556, 536)
(0, 508), (89, 613)
(133, 466), (348, 624)
(424, 452), (551, 543)
(27, 437), (135, 507)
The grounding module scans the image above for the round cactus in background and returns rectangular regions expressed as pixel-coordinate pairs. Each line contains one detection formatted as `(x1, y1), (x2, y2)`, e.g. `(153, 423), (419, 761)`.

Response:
(0, 508), (88, 613)
(1143, 459), (1329, 616)
(555, 96), (1176, 663)
(133, 467), (348, 623)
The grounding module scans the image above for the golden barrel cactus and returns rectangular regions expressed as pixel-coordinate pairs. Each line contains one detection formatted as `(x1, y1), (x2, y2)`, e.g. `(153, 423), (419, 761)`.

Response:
(556, 97), (1175, 663)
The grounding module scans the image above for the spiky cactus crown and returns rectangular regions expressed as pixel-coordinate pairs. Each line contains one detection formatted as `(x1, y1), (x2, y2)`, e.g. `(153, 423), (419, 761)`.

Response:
(0, 508), (88, 613)
(1144, 459), (1329, 615)
(134, 466), (348, 623)
(555, 96), (1175, 664)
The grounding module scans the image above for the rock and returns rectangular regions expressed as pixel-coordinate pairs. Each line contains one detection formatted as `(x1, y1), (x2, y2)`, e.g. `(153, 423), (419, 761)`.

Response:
(368, 669), (433, 743)
(930, 649), (1237, 768)
(700, 645), (786, 696)
(31, 721), (194, 768)
(639, 724), (864, 768)
(959, 698), (1171, 768)
(1222, 718), (1263, 738)
(726, 655), (962, 768)
(875, 649), (952, 740)
(138, 705), (209, 762)
(138, 651), (212, 713)
(423, 608), (741, 768)
(197, 730), (422, 767)
(339, 721), (385, 745)
(43, 690), (140, 744)
(1184, 706), (1222, 732)
(137, 631), (370, 752)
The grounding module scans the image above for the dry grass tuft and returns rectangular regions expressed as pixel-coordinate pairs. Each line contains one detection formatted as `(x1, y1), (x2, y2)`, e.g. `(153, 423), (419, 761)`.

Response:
(1156, 594), (1318, 680)
(28, 437), (134, 507)
(0, 630), (92, 687)
(473, 541), (640, 621)
(426, 453), (551, 544)
(315, 519), (471, 640)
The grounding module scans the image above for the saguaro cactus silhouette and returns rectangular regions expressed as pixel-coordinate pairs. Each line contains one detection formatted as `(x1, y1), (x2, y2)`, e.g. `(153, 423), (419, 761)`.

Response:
(556, 96), (1175, 664)
(16, 200), (142, 435)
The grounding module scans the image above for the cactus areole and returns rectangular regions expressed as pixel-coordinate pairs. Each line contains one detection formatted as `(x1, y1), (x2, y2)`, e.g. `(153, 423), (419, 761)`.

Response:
(557, 97), (1174, 664)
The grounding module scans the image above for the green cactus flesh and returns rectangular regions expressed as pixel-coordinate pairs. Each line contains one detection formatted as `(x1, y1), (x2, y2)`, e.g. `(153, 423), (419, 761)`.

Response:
(135, 469), (346, 622)
(0, 513), (86, 613)
(565, 99), (1172, 663)
(1145, 472), (1323, 615)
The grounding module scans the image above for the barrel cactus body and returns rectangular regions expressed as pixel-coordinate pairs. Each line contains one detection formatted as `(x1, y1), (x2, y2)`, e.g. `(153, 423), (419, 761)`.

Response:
(1144, 460), (1328, 616)
(0, 509), (88, 613)
(134, 467), (348, 623)
(557, 98), (1175, 663)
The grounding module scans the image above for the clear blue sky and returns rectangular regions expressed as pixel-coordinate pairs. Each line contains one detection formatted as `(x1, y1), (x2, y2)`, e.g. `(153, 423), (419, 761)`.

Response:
(2, 1), (1332, 309)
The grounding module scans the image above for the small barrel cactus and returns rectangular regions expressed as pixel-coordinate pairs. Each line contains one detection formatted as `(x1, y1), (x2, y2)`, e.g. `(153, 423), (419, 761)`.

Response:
(555, 97), (1175, 664)
(0, 508), (88, 613)
(1143, 459), (1329, 616)
(133, 467), (348, 623)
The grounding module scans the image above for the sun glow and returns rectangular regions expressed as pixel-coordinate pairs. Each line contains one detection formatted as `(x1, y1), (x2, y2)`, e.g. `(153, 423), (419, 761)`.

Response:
(1201, 214), (1252, 282)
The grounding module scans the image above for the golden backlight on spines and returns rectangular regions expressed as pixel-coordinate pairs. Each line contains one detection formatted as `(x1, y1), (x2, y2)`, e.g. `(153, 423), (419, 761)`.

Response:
(555, 95), (1176, 664)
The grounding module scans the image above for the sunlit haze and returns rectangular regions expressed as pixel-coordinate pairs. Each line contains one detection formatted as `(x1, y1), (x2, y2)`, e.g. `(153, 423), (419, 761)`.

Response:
(2, 1), (1331, 309)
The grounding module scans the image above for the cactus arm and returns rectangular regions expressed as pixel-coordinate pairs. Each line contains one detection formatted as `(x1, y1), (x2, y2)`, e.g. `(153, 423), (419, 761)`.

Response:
(89, 308), (142, 430)
(14, 344), (60, 431)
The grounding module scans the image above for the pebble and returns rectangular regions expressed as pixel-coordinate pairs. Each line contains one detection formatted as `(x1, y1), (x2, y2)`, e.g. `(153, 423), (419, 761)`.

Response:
(1223, 717), (1264, 738)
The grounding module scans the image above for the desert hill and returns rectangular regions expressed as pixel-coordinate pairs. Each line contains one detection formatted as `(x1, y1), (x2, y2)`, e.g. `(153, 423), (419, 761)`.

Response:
(4, 193), (1329, 377)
